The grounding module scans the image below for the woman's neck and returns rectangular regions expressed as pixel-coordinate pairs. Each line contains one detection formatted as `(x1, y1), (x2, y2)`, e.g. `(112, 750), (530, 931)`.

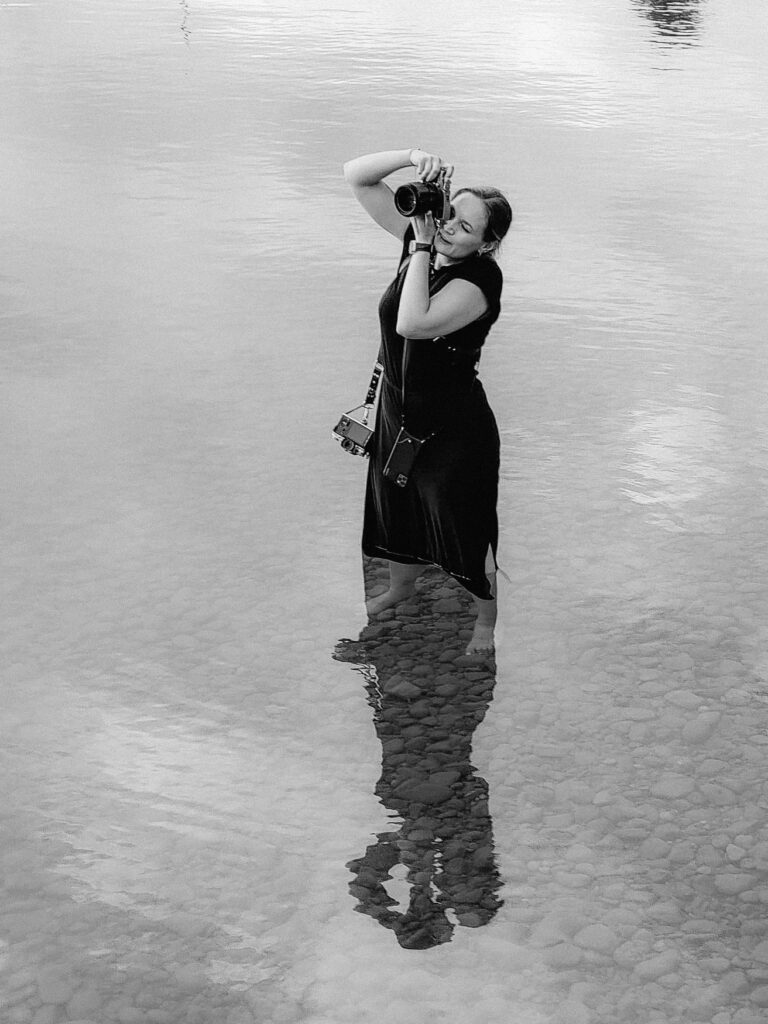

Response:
(434, 253), (463, 270)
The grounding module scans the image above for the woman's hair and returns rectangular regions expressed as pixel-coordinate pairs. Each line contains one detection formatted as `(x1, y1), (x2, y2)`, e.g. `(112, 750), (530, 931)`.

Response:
(454, 186), (513, 258)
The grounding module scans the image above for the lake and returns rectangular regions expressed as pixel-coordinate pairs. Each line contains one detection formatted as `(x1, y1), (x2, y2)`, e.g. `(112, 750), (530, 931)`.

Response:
(2, 1), (768, 1021)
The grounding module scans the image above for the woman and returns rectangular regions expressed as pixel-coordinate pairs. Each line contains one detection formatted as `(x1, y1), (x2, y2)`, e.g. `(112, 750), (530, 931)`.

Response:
(343, 148), (512, 654)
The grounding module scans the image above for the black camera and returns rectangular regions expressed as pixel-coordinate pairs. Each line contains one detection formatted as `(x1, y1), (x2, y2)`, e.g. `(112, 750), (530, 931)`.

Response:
(394, 175), (452, 221)
(333, 406), (374, 457)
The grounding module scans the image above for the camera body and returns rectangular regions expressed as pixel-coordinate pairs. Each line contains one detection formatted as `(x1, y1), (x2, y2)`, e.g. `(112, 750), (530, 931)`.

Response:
(394, 178), (452, 221)
(332, 406), (374, 457)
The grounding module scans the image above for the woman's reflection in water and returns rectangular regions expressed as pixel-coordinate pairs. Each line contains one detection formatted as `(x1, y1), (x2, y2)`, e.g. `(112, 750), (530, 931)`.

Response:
(335, 559), (503, 950)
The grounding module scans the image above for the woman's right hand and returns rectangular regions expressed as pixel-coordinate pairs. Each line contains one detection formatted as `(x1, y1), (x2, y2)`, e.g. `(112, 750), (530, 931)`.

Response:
(409, 149), (454, 184)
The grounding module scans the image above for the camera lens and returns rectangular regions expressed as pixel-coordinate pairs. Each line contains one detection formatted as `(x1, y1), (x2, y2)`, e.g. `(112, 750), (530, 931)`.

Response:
(394, 181), (442, 218)
(394, 183), (420, 216)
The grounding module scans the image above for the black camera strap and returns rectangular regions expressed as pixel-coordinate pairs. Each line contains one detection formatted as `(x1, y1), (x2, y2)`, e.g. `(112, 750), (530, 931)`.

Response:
(364, 361), (383, 407)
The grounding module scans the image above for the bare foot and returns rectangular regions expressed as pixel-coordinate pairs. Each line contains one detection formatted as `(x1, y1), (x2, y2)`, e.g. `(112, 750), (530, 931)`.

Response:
(366, 584), (417, 617)
(466, 623), (495, 656)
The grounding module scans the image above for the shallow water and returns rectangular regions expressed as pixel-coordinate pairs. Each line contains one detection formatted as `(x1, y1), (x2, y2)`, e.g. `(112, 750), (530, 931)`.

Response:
(2, 0), (768, 1021)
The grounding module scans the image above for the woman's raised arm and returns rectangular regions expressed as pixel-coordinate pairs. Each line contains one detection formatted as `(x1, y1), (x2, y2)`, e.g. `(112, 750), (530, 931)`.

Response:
(343, 148), (447, 240)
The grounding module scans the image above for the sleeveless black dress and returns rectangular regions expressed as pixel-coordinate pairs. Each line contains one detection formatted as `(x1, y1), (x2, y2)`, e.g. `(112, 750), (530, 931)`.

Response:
(362, 227), (503, 600)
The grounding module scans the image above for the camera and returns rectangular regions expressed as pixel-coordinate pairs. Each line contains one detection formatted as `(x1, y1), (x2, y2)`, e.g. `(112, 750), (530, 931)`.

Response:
(333, 406), (374, 457)
(394, 172), (452, 221)
(333, 362), (382, 457)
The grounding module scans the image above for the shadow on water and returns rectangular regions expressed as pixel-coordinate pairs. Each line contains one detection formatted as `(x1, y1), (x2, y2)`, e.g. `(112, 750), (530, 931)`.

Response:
(334, 559), (503, 950)
(632, 0), (703, 45)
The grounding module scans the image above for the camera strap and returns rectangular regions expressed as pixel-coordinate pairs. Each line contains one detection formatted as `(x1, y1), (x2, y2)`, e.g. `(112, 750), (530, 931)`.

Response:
(364, 361), (383, 407)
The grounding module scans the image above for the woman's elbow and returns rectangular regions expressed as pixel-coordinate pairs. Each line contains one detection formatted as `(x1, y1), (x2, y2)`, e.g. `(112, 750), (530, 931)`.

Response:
(396, 314), (414, 337)
(343, 159), (363, 185)
(396, 316), (430, 338)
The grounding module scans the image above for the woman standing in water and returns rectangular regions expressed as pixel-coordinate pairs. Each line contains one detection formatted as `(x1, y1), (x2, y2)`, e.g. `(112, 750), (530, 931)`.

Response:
(343, 148), (512, 654)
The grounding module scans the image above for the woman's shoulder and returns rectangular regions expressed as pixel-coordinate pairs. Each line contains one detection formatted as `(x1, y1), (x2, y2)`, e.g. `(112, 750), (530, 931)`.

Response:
(449, 255), (503, 296)
(468, 254), (503, 282)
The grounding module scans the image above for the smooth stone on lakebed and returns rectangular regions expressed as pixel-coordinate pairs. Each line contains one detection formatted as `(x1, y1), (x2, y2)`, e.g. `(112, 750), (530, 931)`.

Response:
(555, 780), (594, 805)
(665, 689), (701, 708)
(699, 782), (735, 806)
(650, 774), (695, 799)
(696, 844), (725, 868)
(645, 900), (683, 924)
(435, 683), (460, 697)
(564, 843), (595, 862)
(542, 944), (584, 968)
(682, 711), (721, 743)
(381, 675), (422, 698)
(750, 986), (768, 1007)
(669, 840), (698, 863)
(392, 780), (453, 803)
(529, 916), (569, 948)
(639, 838), (672, 860)
(634, 950), (681, 980)
(714, 873), (755, 894)
(573, 924), (621, 954)
(428, 770), (461, 787)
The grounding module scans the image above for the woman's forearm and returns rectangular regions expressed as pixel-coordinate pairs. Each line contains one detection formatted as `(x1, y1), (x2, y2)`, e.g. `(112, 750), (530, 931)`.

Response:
(396, 252), (432, 336)
(343, 149), (417, 186)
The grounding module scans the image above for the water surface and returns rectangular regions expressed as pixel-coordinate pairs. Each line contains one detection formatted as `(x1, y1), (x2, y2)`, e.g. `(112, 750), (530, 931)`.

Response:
(2, 1), (768, 1022)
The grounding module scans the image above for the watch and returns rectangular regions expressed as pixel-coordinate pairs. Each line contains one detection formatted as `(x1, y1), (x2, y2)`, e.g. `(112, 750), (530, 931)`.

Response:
(409, 241), (433, 254)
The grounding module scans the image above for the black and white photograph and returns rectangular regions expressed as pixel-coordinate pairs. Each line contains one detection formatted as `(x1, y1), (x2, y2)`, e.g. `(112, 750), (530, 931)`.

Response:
(2, 1), (768, 1022)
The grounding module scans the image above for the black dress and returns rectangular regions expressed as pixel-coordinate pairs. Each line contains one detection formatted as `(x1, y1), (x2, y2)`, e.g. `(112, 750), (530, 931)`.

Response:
(362, 227), (503, 600)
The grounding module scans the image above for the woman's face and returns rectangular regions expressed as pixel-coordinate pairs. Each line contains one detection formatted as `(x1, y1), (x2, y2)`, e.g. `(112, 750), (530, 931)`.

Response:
(433, 192), (489, 262)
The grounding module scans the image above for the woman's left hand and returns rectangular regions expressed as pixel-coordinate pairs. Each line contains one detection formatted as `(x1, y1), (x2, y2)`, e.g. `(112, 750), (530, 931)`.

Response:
(412, 211), (438, 246)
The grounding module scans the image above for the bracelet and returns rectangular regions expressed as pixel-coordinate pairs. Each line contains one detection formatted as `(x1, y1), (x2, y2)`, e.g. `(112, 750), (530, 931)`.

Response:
(409, 241), (433, 254)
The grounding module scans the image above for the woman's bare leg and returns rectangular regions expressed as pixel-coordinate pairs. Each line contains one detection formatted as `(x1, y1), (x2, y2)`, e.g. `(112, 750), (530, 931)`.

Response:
(366, 560), (422, 616)
(467, 549), (498, 655)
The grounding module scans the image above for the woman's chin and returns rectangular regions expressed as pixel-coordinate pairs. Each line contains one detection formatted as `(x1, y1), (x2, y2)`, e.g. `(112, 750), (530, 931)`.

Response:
(435, 241), (462, 264)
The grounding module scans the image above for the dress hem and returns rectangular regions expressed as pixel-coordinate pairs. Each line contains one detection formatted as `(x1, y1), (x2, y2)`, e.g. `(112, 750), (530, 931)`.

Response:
(362, 542), (495, 601)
